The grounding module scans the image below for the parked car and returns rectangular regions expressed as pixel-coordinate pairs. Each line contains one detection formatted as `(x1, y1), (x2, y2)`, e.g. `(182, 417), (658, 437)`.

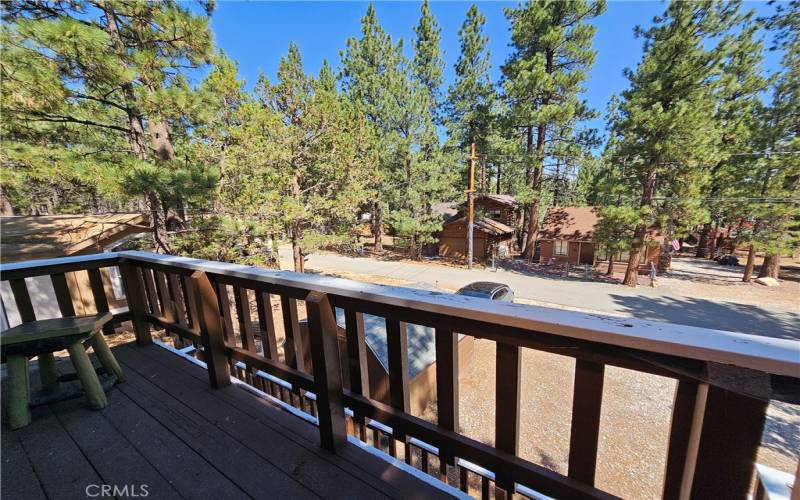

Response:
(455, 281), (514, 302)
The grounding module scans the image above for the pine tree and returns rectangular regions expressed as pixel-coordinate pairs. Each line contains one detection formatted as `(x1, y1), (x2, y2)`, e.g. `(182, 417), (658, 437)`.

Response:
(340, 4), (406, 251)
(446, 4), (497, 152)
(1, 0), (216, 251)
(608, 1), (740, 286)
(502, 0), (606, 261)
(386, 0), (458, 258)
(693, 11), (768, 260)
(250, 43), (373, 272)
(745, 0), (800, 279)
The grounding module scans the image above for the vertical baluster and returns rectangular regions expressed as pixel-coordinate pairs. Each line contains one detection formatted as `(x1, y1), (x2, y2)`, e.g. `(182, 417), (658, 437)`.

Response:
(215, 281), (236, 375)
(234, 286), (257, 384)
(140, 267), (160, 315)
(167, 273), (187, 327)
(675, 383), (768, 499)
(305, 291), (346, 451)
(344, 309), (369, 431)
(181, 275), (200, 333)
(154, 271), (175, 323)
(87, 269), (114, 335)
(481, 476), (491, 500)
(256, 292), (278, 359)
(421, 449), (430, 475)
(51, 273), (76, 318)
(189, 271), (230, 389)
(10, 278), (35, 323)
(280, 296), (304, 371)
(568, 359), (605, 485)
(663, 380), (699, 499)
(494, 341), (520, 497)
(119, 261), (151, 345)
(372, 427), (380, 450)
(459, 466), (469, 493)
(385, 318), (410, 409)
(435, 328), (459, 466)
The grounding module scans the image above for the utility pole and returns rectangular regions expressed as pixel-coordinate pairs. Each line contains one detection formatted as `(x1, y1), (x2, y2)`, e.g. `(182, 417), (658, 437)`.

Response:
(467, 143), (477, 270)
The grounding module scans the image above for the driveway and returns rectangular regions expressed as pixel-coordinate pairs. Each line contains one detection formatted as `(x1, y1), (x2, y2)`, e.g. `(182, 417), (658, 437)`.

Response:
(281, 247), (799, 340)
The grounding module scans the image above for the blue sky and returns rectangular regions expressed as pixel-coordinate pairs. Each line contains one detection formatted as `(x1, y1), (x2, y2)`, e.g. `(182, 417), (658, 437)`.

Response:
(207, 1), (784, 136)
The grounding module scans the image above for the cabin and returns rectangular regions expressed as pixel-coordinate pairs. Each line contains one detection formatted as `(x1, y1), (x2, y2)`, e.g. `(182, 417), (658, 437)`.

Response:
(538, 206), (662, 268)
(437, 217), (514, 261)
(464, 194), (519, 228)
(0, 214), (149, 327)
(434, 194), (519, 229)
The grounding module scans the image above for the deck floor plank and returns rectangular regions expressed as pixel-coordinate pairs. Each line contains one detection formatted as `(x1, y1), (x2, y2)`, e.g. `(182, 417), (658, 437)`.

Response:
(50, 396), (183, 500)
(132, 344), (456, 499)
(97, 387), (249, 499)
(1, 422), (47, 500)
(114, 360), (318, 499)
(13, 405), (104, 500)
(3, 342), (456, 500)
(115, 343), (395, 500)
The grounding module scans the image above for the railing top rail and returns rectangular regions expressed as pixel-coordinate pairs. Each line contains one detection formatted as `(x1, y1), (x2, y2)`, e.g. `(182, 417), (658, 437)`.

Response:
(0, 252), (121, 280)
(2, 250), (798, 378)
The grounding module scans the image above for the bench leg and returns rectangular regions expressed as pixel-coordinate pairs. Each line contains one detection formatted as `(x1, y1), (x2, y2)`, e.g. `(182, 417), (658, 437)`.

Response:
(67, 342), (107, 410)
(6, 355), (31, 429)
(38, 353), (59, 393)
(89, 332), (124, 382)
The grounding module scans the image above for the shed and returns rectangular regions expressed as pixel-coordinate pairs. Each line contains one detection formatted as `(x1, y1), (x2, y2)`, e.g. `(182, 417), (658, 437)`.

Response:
(437, 217), (514, 261)
(0, 214), (149, 327)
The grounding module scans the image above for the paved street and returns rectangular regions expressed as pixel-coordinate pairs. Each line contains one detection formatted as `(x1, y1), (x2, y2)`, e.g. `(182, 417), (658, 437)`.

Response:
(281, 247), (800, 340)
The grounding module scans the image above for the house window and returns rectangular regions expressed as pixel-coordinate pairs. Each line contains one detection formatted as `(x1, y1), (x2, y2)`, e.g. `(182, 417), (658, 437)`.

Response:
(554, 240), (568, 256)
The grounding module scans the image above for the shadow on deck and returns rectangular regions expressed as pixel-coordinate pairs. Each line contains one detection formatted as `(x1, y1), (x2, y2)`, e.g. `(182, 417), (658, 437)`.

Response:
(1, 342), (455, 499)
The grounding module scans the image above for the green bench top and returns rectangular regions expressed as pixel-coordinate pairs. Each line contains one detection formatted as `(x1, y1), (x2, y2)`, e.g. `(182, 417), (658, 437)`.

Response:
(1, 313), (113, 346)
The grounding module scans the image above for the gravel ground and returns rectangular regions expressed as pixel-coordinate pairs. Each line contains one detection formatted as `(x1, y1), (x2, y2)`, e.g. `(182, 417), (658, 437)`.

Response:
(421, 338), (799, 499)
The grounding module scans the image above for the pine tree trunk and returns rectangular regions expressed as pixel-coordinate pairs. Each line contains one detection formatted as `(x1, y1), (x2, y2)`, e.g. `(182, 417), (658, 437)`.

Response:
(658, 217), (674, 273)
(147, 193), (170, 253)
(522, 124), (546, 262)
(742, 244), (755, 282)
(292, 239), (304, 273)
(373, 200), (383, 251)
(606, 256), (614, 276)
(707, 222), (719, 260)
(0, 188), (14, 216)
(624, 170), (657, 287)
(271, 234), (281, 270)
(696, 222), (711, 258)
(757, 253), (780, 279)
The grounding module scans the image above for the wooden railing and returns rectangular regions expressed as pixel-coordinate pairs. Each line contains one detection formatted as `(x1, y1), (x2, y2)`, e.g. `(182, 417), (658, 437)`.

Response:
(1, 251), (798, 499)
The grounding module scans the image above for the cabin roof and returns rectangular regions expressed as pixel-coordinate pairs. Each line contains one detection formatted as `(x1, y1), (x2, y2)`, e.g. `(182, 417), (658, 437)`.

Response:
(539, 207), (601, 242)
(443, 216), (514, 236)
(0, 213), (149, 263)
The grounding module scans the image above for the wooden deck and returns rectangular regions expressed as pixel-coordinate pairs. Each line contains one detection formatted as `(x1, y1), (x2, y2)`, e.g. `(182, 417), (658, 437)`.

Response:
(1, 342), (456, 499)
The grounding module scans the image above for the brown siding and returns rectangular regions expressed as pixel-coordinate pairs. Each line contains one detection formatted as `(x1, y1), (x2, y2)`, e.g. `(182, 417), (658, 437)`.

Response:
(438, 221), (489, 260)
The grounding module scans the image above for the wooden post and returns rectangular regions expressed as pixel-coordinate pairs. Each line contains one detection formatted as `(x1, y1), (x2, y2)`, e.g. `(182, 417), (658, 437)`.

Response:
(568, 360), (605, 485)
(495, 341), (521, 494)
(435, 328), (459, 465)
(677, 384), (768, 499)
(467, 143), (476, 270)
(189, 271), (230, 389)
(119, 260), (152, 345)
(305, 291), (347, 451)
